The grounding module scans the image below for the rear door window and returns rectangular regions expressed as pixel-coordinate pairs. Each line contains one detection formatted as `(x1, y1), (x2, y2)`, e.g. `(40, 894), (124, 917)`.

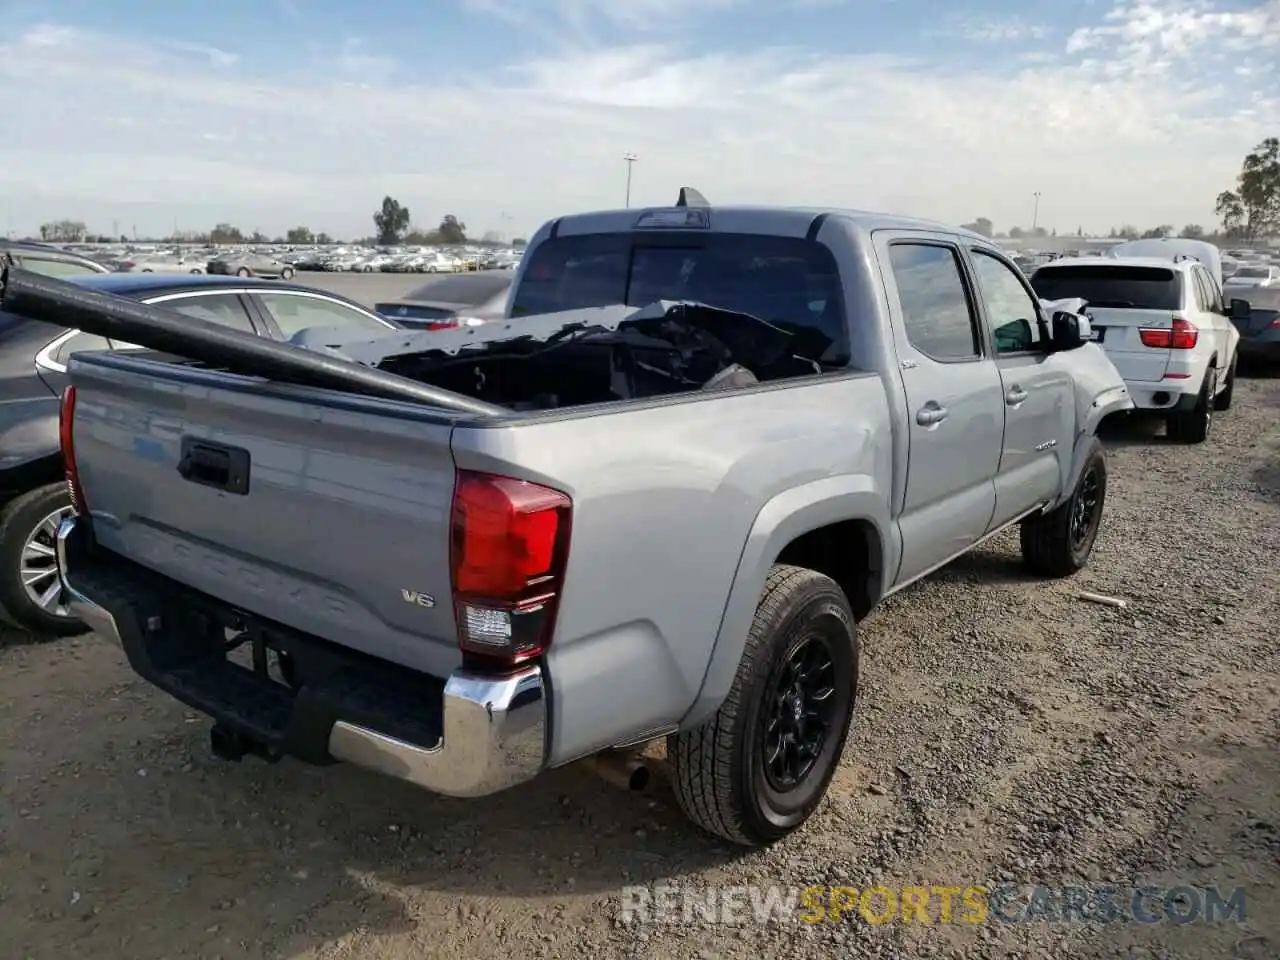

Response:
(1190, 269), (1211, 312)
(1197, 267), (1223, 312)
(1030, 265), (1181, 310)
(154, 293), (257, 332)
(511, 232), (848, 363)
(18, 255), (106, 277)
(887, 243), (982, 361)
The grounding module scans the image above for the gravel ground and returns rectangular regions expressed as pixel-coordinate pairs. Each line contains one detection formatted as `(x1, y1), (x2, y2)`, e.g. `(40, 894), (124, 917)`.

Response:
(1, 373), (1277, 960)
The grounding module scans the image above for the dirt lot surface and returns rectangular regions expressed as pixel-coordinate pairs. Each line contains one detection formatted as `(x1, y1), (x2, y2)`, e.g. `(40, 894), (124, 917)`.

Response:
(2, 375), (1278, 960)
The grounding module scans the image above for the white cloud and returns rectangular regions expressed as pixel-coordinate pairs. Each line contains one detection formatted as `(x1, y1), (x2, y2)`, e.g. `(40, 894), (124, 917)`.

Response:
(955, 17), (1050, 43)
(1, 0), (1277, 239)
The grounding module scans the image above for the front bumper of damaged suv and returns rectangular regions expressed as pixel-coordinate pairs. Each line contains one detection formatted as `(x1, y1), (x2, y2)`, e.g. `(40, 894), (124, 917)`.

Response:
(55, 515), (547, 798)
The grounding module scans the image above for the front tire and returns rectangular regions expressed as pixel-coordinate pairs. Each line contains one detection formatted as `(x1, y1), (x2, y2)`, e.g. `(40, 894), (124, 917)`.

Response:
(668, 564), (858, 847)
(236, 267), (251, 277)
(0, 484), (86, 637)
(1020, 437), (1107, 577)
(280, 267), (295, 280)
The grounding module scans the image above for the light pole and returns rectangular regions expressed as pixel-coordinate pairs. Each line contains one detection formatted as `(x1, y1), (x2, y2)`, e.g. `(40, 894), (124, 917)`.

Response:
(623, 153), (637, 208)
(1032, 192), (1042, 232)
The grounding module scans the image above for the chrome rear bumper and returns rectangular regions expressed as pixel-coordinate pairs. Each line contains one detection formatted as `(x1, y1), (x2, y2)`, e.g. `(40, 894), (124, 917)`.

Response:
(56, 516), (547, 798)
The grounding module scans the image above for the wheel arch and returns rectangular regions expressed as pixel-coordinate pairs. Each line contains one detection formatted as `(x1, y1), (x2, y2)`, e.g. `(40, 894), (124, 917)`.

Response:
(679, 475), (892, 730)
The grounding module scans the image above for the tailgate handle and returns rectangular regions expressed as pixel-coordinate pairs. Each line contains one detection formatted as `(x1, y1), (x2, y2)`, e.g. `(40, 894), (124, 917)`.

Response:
(178, 437), (250, 495)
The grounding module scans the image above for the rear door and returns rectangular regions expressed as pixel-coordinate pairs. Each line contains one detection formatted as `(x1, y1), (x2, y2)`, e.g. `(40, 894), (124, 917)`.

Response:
(1030, 263), (1182, 382)
(876, 234), (1004, 585)
(966, 247), (1072, 528)
(1190, 265), (1238, 366)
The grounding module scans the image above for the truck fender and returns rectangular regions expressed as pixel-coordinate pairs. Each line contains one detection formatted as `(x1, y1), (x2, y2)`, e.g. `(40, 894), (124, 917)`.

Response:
(678, 474), (891, 730)
(1062, 430), (1106, 507)
(1079, 383), (1132, 439)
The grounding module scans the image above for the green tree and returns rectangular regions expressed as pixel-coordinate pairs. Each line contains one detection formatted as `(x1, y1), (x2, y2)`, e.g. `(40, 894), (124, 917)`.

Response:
(373, 196), (411, 244)
(1008, 226), (1025, 239)
(209, 223), (244, 244)
(960, 217), (993, 237)
(315, 232), (333, 244)
(438, 214), (467, 244)
(1179, 224), (1205, 239)
(1140, 224), (1173, 239)
(286, 226), (315, 244)
(38, 219), (87, 242)
(1116, 224), (1139, 240)
(511, 237), (527, 248)
(1216, 137), (1280, 239)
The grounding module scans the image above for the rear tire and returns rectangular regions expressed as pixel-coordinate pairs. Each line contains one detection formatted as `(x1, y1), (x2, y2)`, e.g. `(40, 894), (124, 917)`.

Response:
(280, 267), (295, 280)
(1167, 367), (1215, 444)
(668, 564), (858, 847)
(1213, 356), (1236, 411)
(236, 267), (251, 277)
(0, 484), (87, 637)
(1020, 437), (1107, 577)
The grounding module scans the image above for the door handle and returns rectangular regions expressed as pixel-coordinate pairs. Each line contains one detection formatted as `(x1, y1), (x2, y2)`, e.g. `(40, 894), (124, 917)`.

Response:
(916, 403), (949, 426)
(1006, 387), (1028, 406)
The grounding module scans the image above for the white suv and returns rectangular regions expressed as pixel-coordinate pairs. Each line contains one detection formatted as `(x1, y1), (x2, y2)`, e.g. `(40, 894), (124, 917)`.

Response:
(1030, 254), (1245, 443)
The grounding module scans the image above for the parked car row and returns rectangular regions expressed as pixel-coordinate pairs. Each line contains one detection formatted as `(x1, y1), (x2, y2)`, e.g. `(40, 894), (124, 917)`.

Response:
(291, 247), (521, 274)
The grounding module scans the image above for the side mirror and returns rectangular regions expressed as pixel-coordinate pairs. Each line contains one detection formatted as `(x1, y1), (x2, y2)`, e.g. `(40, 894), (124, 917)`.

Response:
(1051, 310), (1089, 350)
(1228, 298), (1251, 322)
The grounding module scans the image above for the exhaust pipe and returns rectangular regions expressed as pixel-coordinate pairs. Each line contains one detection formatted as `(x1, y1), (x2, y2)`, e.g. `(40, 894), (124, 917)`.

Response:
(209, 724), (279, 763)
(210, 724), (252, 762)
(588, 749), (653, 791)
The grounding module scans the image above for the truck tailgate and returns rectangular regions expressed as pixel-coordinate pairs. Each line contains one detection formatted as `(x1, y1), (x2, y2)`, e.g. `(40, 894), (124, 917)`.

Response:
(1087, 307), (1173, 382)
(68, 354), (463, 677)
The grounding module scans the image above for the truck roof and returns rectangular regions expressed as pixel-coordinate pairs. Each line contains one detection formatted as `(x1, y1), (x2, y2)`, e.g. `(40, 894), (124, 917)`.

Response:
(545, 203), (994, 245)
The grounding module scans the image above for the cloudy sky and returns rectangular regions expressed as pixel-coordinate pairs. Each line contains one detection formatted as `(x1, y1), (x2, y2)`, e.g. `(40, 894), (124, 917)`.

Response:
(0, 0), (1277, 240)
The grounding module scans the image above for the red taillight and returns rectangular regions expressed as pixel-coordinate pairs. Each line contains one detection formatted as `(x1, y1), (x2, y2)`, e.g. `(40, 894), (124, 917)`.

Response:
(58, 386), (88, 515)
(1139, 317), (1198, 349)
(425, 317), (460, 331)
(1270, 317), (1280, 329)
(450, 470), (571, 668)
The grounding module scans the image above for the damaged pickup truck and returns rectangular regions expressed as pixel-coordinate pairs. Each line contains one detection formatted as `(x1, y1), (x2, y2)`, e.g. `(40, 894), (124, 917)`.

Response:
(13, 194), (1133, 847)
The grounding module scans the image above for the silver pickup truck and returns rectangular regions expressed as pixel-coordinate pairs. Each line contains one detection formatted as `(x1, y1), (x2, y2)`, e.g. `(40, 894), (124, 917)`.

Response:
(9, 195), (1132, 847)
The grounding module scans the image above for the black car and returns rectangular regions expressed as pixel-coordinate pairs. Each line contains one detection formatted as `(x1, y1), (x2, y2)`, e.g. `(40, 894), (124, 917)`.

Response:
(374, 269), (514, 329)
(1232, 287), (1280, 366)
(0, 240), (111, 278)
(0, 273), (398, 637)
